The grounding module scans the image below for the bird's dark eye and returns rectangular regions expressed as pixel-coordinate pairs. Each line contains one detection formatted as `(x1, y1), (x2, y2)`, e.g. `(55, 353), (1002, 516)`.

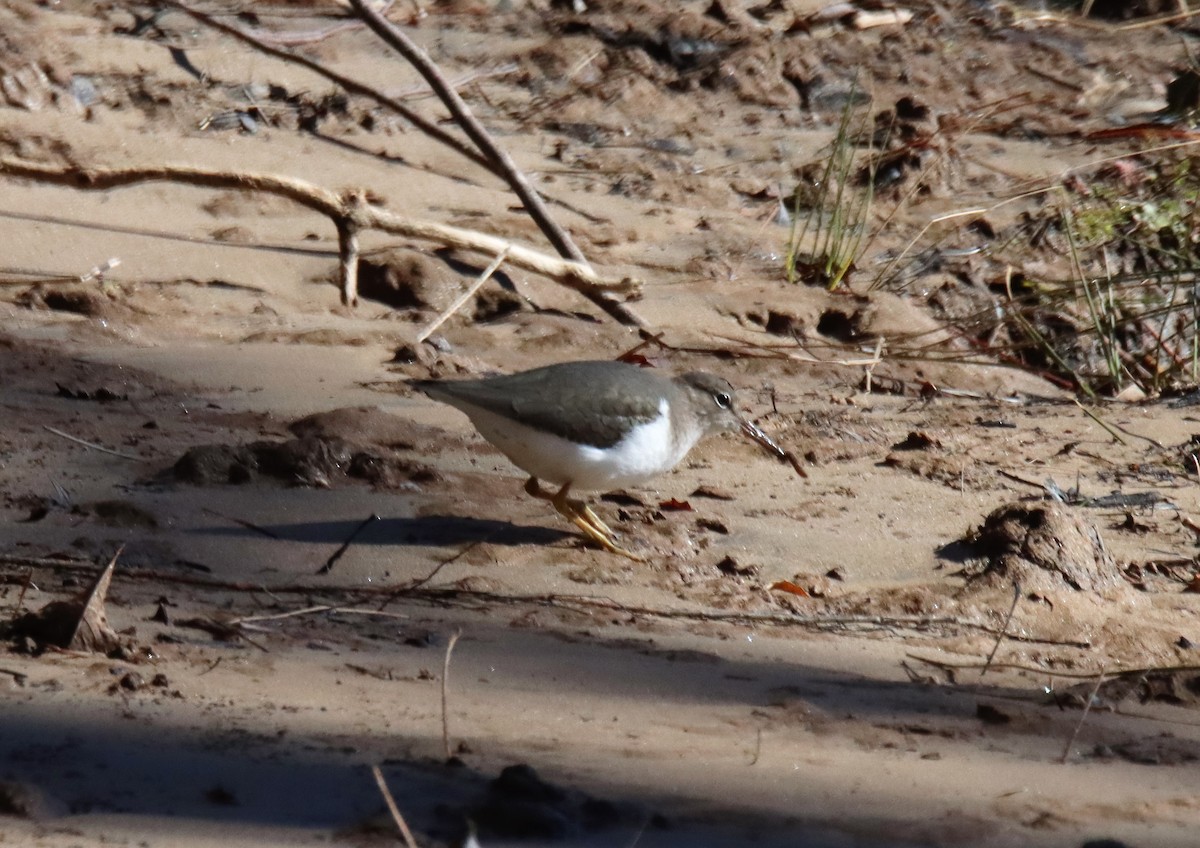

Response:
(715, 391), (732, 409)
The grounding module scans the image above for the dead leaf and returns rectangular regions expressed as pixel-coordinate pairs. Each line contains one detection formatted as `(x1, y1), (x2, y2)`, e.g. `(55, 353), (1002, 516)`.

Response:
(770, 580), (810, 597)
(10, 549), (124, 653)
(659, 498), (693, 511)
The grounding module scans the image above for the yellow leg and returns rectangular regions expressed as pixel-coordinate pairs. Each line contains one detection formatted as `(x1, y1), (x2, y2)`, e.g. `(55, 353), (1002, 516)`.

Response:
(578, 503), (614, 537)
(523, 477), (643, 561)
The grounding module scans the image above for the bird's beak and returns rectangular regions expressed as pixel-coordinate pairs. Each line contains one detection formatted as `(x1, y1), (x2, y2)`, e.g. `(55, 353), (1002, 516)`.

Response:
(739, 418), (808, 478)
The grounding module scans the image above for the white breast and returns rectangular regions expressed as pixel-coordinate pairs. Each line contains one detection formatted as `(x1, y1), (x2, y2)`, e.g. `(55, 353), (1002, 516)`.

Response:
(457, 399), (702, 491)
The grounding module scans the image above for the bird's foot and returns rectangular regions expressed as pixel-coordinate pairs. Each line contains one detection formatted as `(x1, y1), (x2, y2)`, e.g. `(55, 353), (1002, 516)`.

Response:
(525, 478), (644, 561)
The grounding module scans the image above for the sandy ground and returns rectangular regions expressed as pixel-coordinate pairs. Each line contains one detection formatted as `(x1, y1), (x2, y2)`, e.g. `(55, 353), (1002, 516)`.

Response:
(4, 1), (1200, 846)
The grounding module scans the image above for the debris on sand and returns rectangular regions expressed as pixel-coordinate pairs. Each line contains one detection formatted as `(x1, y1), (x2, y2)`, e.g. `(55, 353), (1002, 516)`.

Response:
(8, 551), (125, 654)
(173, 436), (438, 489)
(956, 502), (1125, 595)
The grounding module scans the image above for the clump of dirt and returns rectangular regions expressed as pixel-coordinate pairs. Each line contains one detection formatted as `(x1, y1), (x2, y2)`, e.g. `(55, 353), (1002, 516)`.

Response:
(77, 499), (159, 528)
(467, 763), (638, 840)
(173, 436), (438, 489)
(15, 283), (114, 317)
(1063, 668), (1200, 711)
(353, 248), (528, 321)
(356, 248), (465, 311)
(956, 502), (1126, 596)
(8, 554), (124, 654)
(289, 406), (442, 449)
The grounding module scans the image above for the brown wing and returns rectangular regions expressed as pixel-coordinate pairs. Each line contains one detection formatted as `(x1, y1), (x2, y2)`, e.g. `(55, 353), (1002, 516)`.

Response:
(421, 361), (669, 448)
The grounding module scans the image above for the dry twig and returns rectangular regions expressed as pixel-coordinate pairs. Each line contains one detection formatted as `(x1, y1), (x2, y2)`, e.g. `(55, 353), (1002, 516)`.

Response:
(240, 0), (397, 47)
(1061, 665), (1106, 763)
(905, 653), (1200, 682)
(416, 248), (509, 343)
(370, 764), (420, 848)
(349, 0), (583, 264)
(0, 157), (639, 308)
(42, 425), (140, 460)
(161, 0), (489, 172)
(158, 0), (645, 326)
(980, 582), (1021, 678)
(0, 553), (1093, 645)
(442, 629), (462, 761)
(317, 513), (379, 575)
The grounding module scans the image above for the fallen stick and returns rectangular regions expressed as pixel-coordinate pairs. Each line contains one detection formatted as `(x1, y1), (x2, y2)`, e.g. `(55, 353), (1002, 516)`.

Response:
(906, 653), (1200, 682)
(246, 0), (397, 47)
(348, 0), (585, 264)
(0, 555), (1094, 645)
(317, 513), (379, 575)
(369, 765), (420, 848)
(0, 157), (641, 308)
(416, 247), (508, 343)
(1061, 665), (1106, 763)
(161, 0), (489, 173)
(159, 0), (646, 326)
(441, 629), (462, 761)
(42, 425), (140, 460)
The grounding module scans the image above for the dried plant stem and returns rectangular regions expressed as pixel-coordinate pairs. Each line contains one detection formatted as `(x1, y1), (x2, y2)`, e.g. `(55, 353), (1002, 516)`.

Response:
(1061, 666), (1106, 763)
(1116, 6), (1200, 29)
(442, 629), (462, 761)
(317, 513), (380, 575)
(0, 158), (639, 308)
(161, 0), (491, 173)
(42, 425), (140, 460)
(908, 655), (1200, 688)
(337, 219), (360, 310)
(980, 582), (1020, 678)
(0, 554), (1092, 645)
(159, 1), (647, 325)
(1074, 400), (1127, 445)
(348, 0), (585, 264)
(370, 765), (420, 848)
(416, 248), (509, 342)
(245, 0), (396, 47)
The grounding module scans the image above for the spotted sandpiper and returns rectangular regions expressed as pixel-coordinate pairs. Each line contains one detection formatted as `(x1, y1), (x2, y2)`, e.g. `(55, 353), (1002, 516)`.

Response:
(411, 359), (799, 560)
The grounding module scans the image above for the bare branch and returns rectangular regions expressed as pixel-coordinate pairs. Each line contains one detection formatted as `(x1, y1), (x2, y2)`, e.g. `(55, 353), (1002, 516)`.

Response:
(347, 0), (585, 263)
(160, 0), (492, 173)
(146, 1), (648, 326)
(0, 157), (641, 306)
(370, 765), (420, 848)
(442, 629), (462, 761)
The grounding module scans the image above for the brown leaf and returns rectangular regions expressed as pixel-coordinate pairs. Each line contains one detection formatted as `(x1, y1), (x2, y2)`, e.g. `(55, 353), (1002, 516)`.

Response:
(616, 353), (653, 367)
(659, 498), (693, 512)
(770, 580), (810, 597)
(10, 549), (124, 653)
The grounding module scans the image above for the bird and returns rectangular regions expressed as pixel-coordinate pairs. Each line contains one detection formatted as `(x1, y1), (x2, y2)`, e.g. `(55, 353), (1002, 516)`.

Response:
(410, 359), (797, 560)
